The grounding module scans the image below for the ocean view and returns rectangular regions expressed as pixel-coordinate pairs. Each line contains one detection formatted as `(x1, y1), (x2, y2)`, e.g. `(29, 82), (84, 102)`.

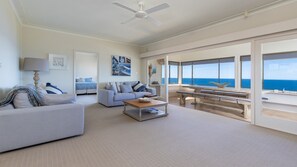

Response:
(162, 78), (297, 91)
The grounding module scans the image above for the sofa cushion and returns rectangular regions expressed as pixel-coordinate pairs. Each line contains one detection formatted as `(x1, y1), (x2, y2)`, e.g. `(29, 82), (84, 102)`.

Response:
(13, 93), (34, 109)
(0, 104), (14, 111)
(114, 93), (135, 101)
(133, 92), (151, 98)
(42, 94), (76, 106)
(46, 83), (63, 94)
(120, 84), (133, 93)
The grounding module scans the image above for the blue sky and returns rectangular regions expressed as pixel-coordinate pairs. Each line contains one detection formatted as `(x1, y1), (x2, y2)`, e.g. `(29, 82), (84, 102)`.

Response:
(264, 58), (297, 80)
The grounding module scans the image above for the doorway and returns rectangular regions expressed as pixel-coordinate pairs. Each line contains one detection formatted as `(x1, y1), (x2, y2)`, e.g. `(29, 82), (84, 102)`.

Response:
(74, 51), (99, 97)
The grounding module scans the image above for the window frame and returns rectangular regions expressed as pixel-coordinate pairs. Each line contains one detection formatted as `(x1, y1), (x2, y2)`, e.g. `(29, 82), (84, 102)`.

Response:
(181, 57), (235, 87)
(181, 61), (193, 85)
(262, 51), (297, 91)
(240, 55), (251, 89)
(162, 61), (180, 85)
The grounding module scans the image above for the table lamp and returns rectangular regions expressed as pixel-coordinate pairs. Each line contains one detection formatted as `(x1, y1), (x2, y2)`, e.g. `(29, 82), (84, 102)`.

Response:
(23, 57), (49, 88)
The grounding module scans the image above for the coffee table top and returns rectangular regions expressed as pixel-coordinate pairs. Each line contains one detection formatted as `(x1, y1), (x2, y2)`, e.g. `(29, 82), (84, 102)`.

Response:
(123, 99), (167, 108)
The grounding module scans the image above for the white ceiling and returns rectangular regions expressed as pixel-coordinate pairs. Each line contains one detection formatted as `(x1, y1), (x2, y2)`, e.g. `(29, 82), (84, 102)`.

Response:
(11, 0), (286, 45)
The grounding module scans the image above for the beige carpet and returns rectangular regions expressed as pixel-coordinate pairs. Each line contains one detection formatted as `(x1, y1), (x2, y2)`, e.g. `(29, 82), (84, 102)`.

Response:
(1, 99), (297, 167)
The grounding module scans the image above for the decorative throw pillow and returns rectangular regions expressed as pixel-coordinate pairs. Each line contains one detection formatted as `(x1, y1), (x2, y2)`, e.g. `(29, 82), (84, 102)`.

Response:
(46, 83), (63, 94)
(132, 81), (146, 92)
(76, 78), (84, 82)
(84, 77), (92, 82)
(115, 82), (122, 93)
(13, 93), (34, 108)
(120, 84), (133, 93)
(106, 82), (118, 94)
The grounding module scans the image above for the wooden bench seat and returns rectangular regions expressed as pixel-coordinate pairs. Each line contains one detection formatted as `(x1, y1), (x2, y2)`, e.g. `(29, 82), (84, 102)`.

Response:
(176, 90), (251, 118)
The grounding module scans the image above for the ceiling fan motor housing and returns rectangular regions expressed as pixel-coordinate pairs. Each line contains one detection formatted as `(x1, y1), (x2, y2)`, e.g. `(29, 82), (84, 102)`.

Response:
(135, 11), (147, 18)
(135, 1), (147, 18)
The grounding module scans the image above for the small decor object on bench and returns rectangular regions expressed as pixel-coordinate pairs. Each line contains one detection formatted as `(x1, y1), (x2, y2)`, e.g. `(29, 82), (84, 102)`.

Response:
(210, 81), (229, 88)
(138, 97), (152, 103)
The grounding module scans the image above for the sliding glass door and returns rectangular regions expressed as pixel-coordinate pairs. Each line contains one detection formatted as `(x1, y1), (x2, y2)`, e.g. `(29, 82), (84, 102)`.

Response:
(254, 34), (297, 135)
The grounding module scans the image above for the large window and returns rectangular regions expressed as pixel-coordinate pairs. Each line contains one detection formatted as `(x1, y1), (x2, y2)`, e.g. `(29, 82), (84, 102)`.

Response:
(193, 59), (219, 86)
(241, 55), (251, 89)
(219, 58), (235, 87)
(161, 61), (179, 84)
(263, 51), (297, 91)
(181, 62), (193, 84)
(181, 57), (235, 87)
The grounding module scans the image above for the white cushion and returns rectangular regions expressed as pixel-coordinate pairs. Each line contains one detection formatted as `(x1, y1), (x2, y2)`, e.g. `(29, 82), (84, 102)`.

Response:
(13, 93), (34, 109)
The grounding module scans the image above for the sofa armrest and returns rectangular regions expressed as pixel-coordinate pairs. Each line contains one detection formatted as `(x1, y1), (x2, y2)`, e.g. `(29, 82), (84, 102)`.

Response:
(98, 89), (115, 107)
(0, 104), (84, 152)
(146, 87), (156, 95)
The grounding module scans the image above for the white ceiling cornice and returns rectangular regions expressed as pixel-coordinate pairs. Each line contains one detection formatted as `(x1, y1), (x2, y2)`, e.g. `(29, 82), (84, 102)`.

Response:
(22, 24), (141, 47)
(8, 0), (23, 25)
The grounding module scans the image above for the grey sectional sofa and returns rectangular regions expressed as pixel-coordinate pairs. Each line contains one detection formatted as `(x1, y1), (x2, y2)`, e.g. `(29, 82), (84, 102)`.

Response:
(98, 81), (156, 107)
(0, 103), (84, 152)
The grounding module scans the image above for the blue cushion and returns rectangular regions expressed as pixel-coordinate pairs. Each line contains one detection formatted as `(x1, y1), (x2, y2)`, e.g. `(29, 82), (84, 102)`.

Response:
(46, 83), (63, 94)
(84, 77), (92, 82)
(120, 84), (133, 93)
(132, 81), (146, 92)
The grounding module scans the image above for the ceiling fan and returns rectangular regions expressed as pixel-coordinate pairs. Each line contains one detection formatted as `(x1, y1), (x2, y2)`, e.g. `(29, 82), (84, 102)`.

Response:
(113, 1), (170, 26)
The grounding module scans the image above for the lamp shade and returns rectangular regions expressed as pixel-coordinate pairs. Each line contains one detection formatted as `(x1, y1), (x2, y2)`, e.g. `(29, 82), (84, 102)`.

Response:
(23, 57), (49, 72)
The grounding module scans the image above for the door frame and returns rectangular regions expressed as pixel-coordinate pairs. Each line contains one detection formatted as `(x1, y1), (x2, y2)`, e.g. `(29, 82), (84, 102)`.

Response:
(73, 51), (100, 97)
(253, 33), (297, 134)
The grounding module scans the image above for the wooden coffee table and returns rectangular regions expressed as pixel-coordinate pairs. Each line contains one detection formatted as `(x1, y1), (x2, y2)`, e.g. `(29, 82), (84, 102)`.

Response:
(123, 99), (168, 122)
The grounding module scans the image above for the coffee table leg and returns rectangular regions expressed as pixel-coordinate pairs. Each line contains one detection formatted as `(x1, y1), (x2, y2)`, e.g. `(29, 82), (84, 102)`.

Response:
(139, 108), (142, 121)
(123, 103), (126, 113)
(165, 104), (168, 115)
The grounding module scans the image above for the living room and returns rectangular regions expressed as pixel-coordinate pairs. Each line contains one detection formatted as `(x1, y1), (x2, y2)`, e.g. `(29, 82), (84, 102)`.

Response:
(1, 0), (297, 166)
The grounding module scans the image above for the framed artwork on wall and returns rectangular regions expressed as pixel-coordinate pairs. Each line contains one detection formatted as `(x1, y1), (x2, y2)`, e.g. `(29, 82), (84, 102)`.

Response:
(49, 54), (68, 70)
(112, 55), (131, 76)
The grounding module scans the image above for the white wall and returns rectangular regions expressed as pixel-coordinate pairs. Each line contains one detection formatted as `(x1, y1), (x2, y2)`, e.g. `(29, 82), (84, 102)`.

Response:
(21, 26), (141, 93)
(0, 0), (21, 99)
(169, 43), (251, 61)
(75, 52), (98, 82)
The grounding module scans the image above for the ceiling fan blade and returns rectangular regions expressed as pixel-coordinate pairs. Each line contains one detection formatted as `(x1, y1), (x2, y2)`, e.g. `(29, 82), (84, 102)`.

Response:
(121, 17), (136, 24)
(146, 16), (161, 26)
(146, 3), (169, 14)
(113, 2), (137, 13)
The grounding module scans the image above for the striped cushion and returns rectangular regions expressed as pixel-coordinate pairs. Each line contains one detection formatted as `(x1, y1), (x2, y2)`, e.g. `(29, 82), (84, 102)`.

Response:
(46, 83), (63, 94)
(132, 82), (146, 92)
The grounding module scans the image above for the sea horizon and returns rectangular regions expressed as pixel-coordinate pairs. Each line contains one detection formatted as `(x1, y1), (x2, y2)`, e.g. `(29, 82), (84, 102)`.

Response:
(162, 78), (297, 91)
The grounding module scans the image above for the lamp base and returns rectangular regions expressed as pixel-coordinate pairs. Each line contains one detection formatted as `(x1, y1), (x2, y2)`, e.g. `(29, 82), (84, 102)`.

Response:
(33, 71), (40, 88)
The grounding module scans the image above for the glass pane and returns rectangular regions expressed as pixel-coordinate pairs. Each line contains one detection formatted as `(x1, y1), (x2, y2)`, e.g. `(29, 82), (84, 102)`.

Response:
(220, 61), (235, 87)
(241, 59), (251, 88)
(193, 63), (219, 86)
(263, 54), (297, 91)
(161, 65), (165, 84)
(169, 65), (178, 84)
(182, 65), (192, 84)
